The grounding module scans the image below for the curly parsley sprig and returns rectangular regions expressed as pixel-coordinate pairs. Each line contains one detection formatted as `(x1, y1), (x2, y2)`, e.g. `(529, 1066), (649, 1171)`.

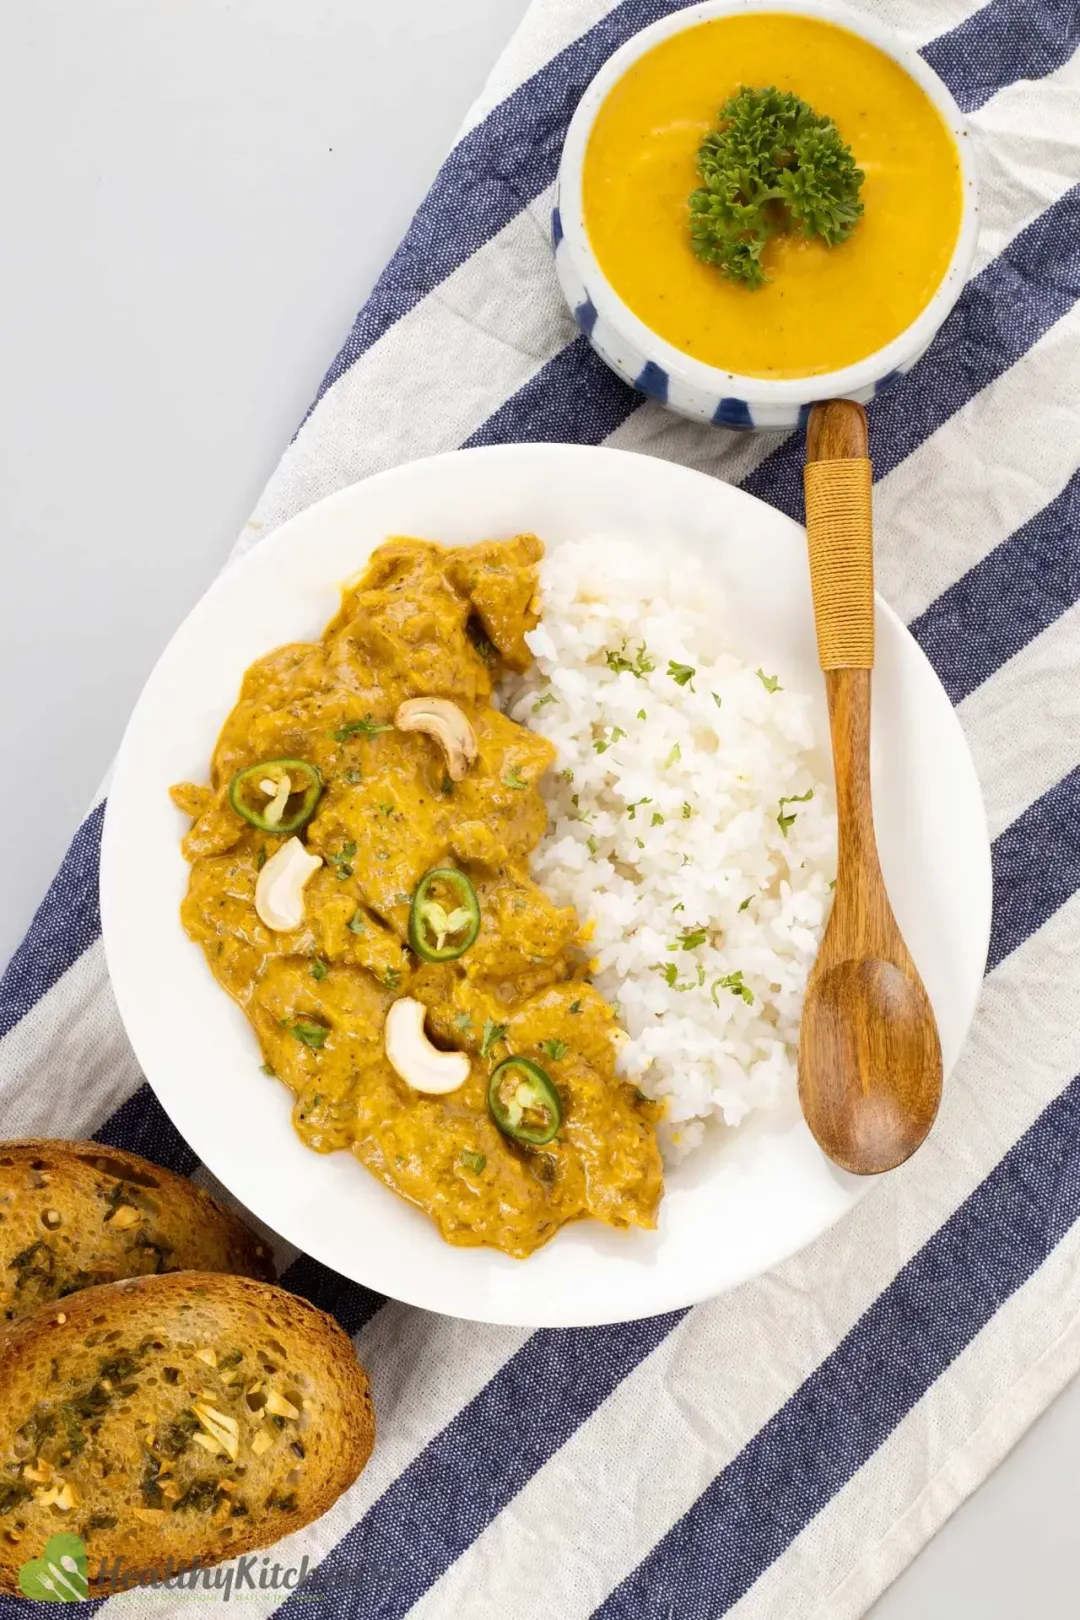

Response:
(689, 86), (864, 289)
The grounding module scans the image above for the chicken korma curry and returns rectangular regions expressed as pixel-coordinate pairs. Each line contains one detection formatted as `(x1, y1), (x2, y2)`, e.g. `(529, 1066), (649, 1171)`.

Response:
(172, 535), (664, 1258)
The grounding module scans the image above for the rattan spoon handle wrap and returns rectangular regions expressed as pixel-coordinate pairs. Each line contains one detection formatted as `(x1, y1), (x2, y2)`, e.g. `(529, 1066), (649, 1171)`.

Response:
(803, 457), (875, 670)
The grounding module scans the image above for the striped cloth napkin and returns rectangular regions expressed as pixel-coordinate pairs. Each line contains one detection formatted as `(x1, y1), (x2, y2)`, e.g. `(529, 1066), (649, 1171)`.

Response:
(4, 0), (1080, 1613)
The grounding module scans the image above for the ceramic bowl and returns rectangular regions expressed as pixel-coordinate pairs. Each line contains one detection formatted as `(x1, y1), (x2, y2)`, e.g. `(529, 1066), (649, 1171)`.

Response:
(553, 0), (979, 430)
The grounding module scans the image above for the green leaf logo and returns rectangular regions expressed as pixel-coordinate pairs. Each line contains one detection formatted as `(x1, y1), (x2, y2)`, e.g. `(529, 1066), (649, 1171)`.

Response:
(18, 1533), (89, 1602)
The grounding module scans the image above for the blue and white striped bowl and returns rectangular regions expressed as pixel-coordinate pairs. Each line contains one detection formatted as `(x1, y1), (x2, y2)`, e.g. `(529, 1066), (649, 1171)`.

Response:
(554, 0), (980, 430)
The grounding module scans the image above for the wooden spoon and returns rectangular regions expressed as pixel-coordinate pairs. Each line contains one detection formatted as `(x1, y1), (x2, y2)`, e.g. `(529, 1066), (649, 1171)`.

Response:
(798, 400), (942, 1175)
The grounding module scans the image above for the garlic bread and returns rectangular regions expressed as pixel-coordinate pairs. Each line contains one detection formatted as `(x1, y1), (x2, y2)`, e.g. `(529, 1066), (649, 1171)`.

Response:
(0, 1139), (272, 1324)
(0, 1272), (375, 1588)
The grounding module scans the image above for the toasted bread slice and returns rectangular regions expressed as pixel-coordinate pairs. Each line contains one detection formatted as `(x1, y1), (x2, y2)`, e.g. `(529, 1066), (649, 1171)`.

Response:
(0, 1140), (272, 1324)
(0, 1272), (374, 1588)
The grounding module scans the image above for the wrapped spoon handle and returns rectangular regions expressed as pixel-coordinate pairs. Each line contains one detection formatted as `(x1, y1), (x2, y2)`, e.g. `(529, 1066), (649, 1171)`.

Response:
(804, 401), (874, 671)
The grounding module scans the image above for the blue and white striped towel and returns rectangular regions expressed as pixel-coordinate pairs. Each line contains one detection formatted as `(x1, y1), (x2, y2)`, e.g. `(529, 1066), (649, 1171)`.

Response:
(4, 0), (1080, 1612)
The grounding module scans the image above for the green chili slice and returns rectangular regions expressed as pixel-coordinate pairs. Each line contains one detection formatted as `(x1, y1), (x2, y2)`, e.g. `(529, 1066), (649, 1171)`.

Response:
(229, 758), (322, 834)
(408, 868), (481, 963)
(487, 1056), (562, 1146)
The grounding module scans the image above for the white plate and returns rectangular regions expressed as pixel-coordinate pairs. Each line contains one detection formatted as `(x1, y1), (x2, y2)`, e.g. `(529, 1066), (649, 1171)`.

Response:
(101, 444), (991, 1328)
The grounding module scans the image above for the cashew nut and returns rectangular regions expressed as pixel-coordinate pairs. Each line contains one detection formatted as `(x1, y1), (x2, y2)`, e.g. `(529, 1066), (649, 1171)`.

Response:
(254, 837), (322, 931)
(384, 997), (471, 1095)
(395, 698), (478, 781)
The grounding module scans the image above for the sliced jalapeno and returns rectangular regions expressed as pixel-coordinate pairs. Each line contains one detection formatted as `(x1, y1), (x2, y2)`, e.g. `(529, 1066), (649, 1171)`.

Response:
(408, 868), (481, 963)
(487, 1056), (562, 1146)
(229, 758), (322, 834)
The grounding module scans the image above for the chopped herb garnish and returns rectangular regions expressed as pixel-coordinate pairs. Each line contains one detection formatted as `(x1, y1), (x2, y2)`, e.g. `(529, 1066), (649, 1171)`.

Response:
(382, 967), (402, 991)
(756, 668), (781, 693)
(711, 971), (755, 1006)
(256, 846), (267, 871)
(637, 708), (647, 720)
(672, 902), (685, 913)
(532, 692), (556, 713)
(441, 775), (454, 796)
(675, 926), (708, 950)
(287, 1020), (329, 1049)
(378, 802), (396, 818)
(627, 797), (652, 820)
(605, 641), (655, 678)
(664, 743), (682, 768)
(738, 896), (753, 912)
(480, 1018), (509, 1058)
(348, 909), (367, 934)
(667, 660), (696, 689)
(468, 619), (498, 663)
(829, 878), (837, 891)
(311, 958), (328, 981)
(504, 765), (528, 790)
(587, 834), (599, 855)
(569, 999), (582, 1013)
(329, 841), (357, 879)
(682, 801), (693, 819)
(777, 788), (814, 837)
(332, 717), (393, 742)
(260, 1063), (276, 1078)
(461, 1150), (487, 1173)
(712, 692), (722, 709)
(454, 1012), (473, 1031)
(558, 767), (574, 783)
(635, 837), (645, 849)
(594, 726), (627, 755)
(657, 962), (679, 988)
(538, 1038), (568, 1061)
(344, 768), (363, 784)
(651, 811), (665, 826)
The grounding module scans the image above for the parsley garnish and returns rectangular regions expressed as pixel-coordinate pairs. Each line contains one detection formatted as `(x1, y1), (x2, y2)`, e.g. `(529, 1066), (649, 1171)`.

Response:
(382, 967), (402, 991)
(286, 1020), (329, 1049)
(689, 87), (864, 290)
(777, 788), (814, 837)
(587, 835), (599, 855)
(504, 765), (528, 790)
(711, 692), (722, 709)
(664, 743), (682, 768)
(756, 668), (781, 693)
(605, 641), (655, 678)
(637, 708), (647, 720)
(259, 1063), (276, 1078)
(667, 660), (696, 689)
(255, 846), (267, 871)
(454, 1012), (473, 1031)
(682, 802), (693, 819)
(569, 1000), (582, 1014)
(532, 692), (556, 713)
(738, 896), (753, 912)
(480, 1018), (508, 1058)
(348, 910), (367, 934)
(310, 958), (328, 982)
(329, 841), (357, 879)
(461, 1150), (487, 1173)
(651, 811), (665, 826)
(626, 797), (652, 820)
(594, 726), (626, 755)
(672, 926), (708, 951)
(711, 971), (755, 1007)
(538, 1038), (568, 1061)
(441, 775), (454, 797)
(332, 717), (393, 742)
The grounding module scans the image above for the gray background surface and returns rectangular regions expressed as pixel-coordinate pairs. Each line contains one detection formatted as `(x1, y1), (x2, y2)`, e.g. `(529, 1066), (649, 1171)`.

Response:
(0, 2), (1074, 1612)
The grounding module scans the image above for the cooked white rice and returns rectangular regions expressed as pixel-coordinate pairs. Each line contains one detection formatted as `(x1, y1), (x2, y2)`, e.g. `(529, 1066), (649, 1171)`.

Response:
(503, 534), (836, 1162)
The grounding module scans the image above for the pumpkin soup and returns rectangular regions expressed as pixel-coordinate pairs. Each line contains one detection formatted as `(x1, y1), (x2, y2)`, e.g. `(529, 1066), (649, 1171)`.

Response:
(582, 13), (964, 379)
